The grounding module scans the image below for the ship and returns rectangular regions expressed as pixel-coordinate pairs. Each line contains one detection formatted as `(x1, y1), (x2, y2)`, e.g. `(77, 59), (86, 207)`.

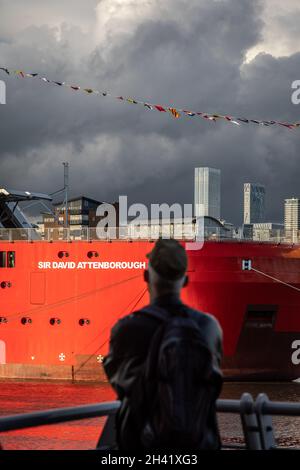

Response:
(0, 187), (300, 382)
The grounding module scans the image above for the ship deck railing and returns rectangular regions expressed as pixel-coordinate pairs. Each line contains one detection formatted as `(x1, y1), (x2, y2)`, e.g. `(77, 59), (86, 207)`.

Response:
(0, 393), (300, 450)
(0, 227), (299, 244)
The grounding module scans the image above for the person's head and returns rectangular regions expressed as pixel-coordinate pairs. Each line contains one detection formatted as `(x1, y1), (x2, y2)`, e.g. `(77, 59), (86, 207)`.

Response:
(144, 239), (189, 301)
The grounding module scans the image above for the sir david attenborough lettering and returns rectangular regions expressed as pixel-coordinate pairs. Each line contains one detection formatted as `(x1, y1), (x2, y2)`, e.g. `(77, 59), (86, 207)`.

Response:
(38, 261), (147, 270)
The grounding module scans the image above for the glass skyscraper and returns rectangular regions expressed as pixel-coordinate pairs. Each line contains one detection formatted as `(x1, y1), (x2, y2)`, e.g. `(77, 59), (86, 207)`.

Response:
(194, 167), (221, 219)
(243, 183), (265, 224)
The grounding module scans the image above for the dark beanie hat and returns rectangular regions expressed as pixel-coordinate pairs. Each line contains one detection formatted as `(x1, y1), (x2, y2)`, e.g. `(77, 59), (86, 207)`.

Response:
(146, 239), (188, 281)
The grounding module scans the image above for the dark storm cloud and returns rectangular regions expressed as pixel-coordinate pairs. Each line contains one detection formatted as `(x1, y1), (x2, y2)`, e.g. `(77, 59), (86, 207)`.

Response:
(0, 0), (299, 225)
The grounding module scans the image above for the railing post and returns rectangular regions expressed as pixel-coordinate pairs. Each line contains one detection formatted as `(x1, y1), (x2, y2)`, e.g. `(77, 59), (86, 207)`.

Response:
(96, 414), (117, 450)
(239, 393), (262, 450)
(255, 393), (276, 450)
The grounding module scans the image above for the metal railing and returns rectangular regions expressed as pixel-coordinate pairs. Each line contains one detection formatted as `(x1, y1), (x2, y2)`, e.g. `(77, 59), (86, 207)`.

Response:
(0, 227), (299, 244)
(0, 393), (300, 450)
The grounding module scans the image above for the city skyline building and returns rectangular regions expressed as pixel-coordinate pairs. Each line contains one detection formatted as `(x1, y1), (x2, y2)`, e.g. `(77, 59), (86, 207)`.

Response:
(284, 198), (300, 242)
(243, 183), (266, 224)
(194, 167), (221, 219)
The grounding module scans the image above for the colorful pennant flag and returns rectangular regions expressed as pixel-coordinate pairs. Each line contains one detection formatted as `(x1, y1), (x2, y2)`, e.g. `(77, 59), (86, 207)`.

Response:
(168, 107), (180, 118)
(127, 98), (138, 104)
(183, 110), (195, 116)
(155, 105), (167, 112)
(14, 70), (25, 78)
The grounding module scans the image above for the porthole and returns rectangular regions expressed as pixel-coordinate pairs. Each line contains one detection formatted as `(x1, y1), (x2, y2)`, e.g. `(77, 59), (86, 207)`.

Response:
(50, 318), (61, 325)
(21, 317), (32, 325)
(87, 251), (99, 258)
(1, 281), (11, 288)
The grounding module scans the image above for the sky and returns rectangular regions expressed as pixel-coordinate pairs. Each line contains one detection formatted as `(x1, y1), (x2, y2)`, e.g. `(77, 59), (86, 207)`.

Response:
(0, 0), (300, 225)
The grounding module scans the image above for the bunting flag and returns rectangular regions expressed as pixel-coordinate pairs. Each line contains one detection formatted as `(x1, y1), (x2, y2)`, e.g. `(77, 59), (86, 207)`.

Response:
(169, 107), (181, 118)
(1, 66), (300, 131)
(127, 98), (138, 104)
(14, 70), (25, 78)
(183, 110), (196, 116)
(155, 105), (167, 112)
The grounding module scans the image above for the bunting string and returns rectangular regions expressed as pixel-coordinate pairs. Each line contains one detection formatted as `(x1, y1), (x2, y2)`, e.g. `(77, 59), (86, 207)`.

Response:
(1, 67), (299, 130)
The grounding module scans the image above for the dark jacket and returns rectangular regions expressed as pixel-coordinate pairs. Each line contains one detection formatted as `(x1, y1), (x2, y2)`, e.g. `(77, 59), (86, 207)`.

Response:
(103, 294), (223, 450)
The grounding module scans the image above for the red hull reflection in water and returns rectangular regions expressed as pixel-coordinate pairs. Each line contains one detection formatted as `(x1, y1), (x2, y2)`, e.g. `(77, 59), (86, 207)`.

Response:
(1, 381), (300, 449)
(0, 381), (116, 450)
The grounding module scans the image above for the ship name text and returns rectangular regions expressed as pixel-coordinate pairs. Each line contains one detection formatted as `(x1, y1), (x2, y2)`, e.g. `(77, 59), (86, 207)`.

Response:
(38, 261), (146, 270)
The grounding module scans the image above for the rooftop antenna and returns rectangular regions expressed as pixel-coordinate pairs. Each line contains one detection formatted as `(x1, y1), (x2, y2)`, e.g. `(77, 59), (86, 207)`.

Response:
(62, 162), (69, 228)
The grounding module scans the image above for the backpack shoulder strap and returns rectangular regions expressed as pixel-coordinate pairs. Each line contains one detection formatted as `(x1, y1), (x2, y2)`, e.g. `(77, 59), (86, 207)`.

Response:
(138, 305), (170, 323)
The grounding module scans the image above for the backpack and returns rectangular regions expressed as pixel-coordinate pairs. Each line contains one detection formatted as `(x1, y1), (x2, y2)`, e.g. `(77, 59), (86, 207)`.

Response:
(138, 304), (222, 450)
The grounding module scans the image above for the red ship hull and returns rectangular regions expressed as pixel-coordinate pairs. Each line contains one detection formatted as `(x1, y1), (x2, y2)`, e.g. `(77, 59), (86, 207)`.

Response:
(0, 240), (300, 381)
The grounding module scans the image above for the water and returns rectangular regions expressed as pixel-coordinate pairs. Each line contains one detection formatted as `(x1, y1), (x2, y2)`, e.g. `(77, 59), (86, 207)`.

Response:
(0, 380), (299, 450)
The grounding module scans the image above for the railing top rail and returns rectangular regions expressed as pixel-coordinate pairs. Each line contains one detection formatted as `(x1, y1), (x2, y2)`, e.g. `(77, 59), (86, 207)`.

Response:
(260, 401), (300, 416)
(216, 398), (300, 416)
(0, 400), (120, 433)
(216, 399), (244, 413)
(1, 397), (300, 434)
